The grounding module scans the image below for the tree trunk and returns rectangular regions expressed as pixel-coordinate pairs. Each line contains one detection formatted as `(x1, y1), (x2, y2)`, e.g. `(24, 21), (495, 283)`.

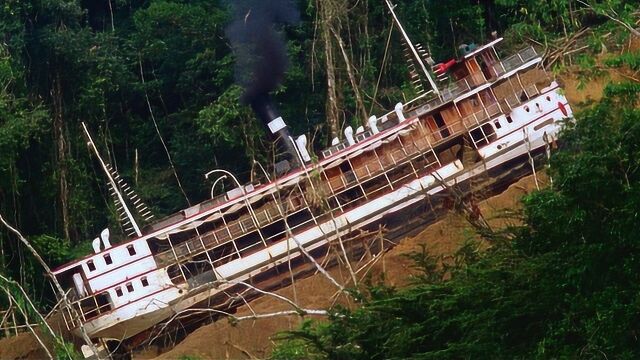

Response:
(319, 0), (341, 140)
(52, 75), (71, 242)
(331, 27), (368, 122)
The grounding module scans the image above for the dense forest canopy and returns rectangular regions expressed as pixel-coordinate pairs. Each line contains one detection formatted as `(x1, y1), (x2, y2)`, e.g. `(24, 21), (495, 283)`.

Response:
(0, 0), (638, 326)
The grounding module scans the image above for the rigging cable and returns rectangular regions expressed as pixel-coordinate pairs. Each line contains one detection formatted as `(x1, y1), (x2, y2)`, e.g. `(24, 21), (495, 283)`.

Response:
(369, 22), (394, 115)
(138, 57), (191, 206)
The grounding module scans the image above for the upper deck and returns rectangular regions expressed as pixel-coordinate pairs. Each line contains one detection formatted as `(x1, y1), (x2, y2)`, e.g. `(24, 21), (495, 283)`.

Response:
(52, 39), (546, 278)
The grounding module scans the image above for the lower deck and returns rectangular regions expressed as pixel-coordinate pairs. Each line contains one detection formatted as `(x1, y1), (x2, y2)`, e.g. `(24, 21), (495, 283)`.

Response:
(59, 76), (571, 341)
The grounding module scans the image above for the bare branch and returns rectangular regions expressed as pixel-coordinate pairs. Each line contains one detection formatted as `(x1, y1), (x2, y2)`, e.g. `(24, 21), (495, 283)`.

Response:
(1, 289), (53, 360)
(0, 213), (100, 358)
(578, 0), (640, 38)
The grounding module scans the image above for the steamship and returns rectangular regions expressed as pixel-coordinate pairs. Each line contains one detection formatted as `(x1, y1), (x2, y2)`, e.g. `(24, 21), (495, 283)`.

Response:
(51, 1), (572, 351)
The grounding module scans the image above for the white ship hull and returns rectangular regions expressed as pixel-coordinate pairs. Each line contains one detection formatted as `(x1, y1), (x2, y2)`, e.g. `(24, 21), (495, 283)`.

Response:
(76, 87), (570, 340)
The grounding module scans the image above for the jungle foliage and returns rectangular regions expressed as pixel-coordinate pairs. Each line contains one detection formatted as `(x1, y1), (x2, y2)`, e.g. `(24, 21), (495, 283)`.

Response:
(0, 0), (638, 338)
(271, 82), (640, 359)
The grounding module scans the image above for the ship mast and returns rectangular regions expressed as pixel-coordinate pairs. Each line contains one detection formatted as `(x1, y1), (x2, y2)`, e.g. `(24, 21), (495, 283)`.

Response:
(81, 122), (143, 237)
(384, 0), (440, 96)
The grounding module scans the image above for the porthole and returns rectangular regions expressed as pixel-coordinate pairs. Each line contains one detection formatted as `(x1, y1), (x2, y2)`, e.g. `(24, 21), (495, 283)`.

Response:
(524, 106), (530, 112)
(546, 95), (551, 102)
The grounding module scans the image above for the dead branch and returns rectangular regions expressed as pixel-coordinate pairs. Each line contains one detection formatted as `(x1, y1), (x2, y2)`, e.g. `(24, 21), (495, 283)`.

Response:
(1, 288), (53, 360)
(148, 306), (328, 346)
(0, 214), (100, 358)
(220, 280), (312, 315)
(0, 274), (56, 337)
(225, 340), (259, 360)
(578, 0), (640, 38)
(278, 205), (345, 292)
(330, 27), (368, 121)
(543, 28), (591, 69)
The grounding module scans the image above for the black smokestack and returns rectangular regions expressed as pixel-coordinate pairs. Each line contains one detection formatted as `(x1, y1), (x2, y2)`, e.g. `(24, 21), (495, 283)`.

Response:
(225, 0), (301, 168)
(250, 93), (300, 167)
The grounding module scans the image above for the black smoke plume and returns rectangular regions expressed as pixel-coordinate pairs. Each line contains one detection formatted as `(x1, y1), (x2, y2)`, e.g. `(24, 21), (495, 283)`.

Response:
(225, 0), (300, 104)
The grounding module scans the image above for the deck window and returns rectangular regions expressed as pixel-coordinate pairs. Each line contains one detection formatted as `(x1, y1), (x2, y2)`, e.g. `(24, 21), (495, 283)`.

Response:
(126, 282), (134, 293)
(87, 260), (96, 272)
(141, 277), (149, 287)
(103, 253), (112, 265)
(115, 287), (123, 297)
(127, 245), (136, 256)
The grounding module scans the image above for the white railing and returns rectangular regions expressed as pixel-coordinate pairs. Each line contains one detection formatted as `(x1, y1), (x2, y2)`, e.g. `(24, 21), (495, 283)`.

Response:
(493, 47), (539, 76)
(62, 290), (112, 329)
(461, 102), (502, 129)
(462, 109), (489, 128)
(441, 78), (472, 102)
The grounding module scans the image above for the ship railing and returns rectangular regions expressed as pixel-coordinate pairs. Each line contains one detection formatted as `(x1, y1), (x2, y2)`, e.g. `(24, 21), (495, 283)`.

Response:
(493, 46), (539, 77)
(498, 81), (543, 112)
(500, 93), (522, 111)
(322, 91), (436, 159)
(324, 130), (437, 202)
(428, 119), (466, 143)
(155, 193), (307, 269)
(440, 78), (472, 102)
(168, 132), (447, 287)
(326, 144), (439, 211)
(329, 141), (426, 198)
(462, 102), (502, 129)
(326, 168), (359, 194)
(165, 201), (319, 286)
(462, 109), (489, 129)
(522, 83), (541, 99)
(468, 71), (488, 87)
(61, 290), (112, 330)
(353, 160), (384, 180)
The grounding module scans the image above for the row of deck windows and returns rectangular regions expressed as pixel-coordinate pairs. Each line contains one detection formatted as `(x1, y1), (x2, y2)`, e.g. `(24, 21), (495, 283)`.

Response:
(86, 244), (137, 272)
(114, 276), (149, 297)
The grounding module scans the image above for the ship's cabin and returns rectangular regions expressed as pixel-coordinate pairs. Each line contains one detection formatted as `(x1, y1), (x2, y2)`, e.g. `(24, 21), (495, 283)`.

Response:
(52, 229), (160, 329)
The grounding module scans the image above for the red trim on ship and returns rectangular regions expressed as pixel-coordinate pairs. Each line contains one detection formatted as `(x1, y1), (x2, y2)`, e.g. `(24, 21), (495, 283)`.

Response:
(90, 266), (161, 294)
(85, 253), (153, 281)
(81, 153), (456, 297)
(52, 85), (562, 274)
(79, 109), (567, 325)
